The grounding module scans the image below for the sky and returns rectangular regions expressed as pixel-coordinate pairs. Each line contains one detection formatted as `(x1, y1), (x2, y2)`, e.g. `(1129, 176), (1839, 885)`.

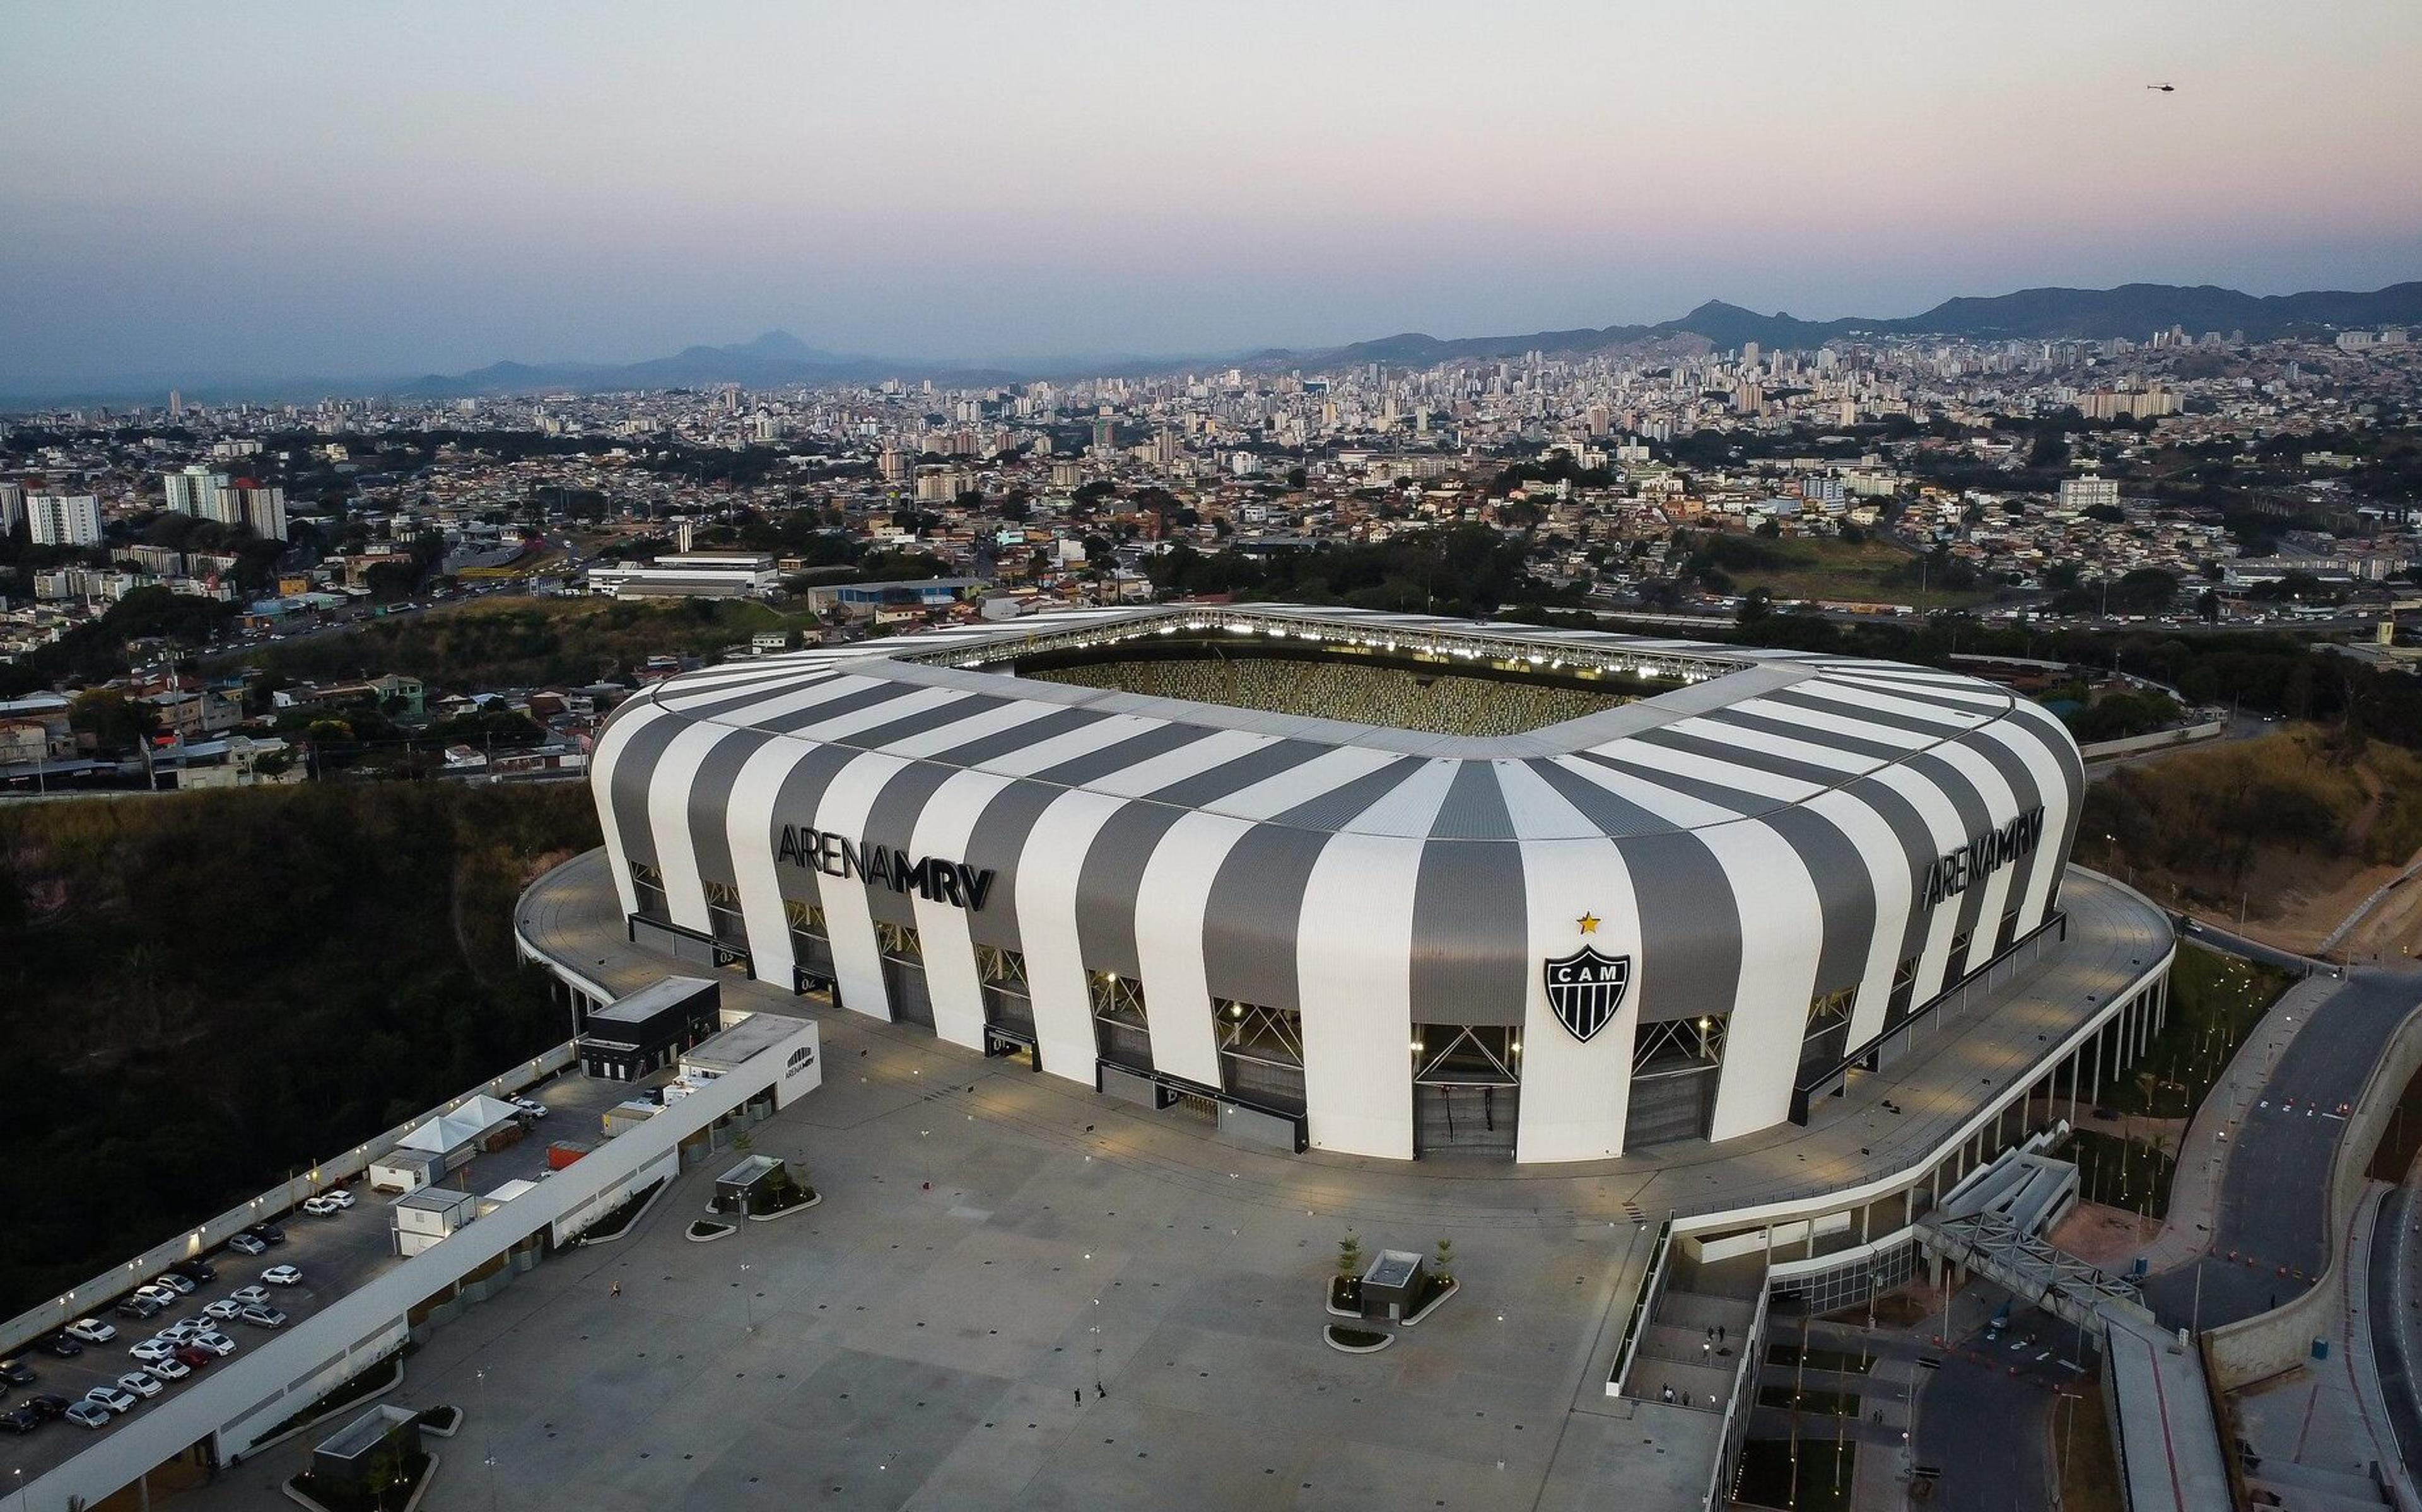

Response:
(5, 0), (2421, 392)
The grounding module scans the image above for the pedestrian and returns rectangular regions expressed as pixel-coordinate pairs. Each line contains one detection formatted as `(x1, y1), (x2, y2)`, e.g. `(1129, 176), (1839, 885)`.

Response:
(609, 1281), (621, 1298)
(1717, 1324), (1726, 1344)
(1074, 1389), (1082, 1408)
(1096, 1382), (1106, 1400)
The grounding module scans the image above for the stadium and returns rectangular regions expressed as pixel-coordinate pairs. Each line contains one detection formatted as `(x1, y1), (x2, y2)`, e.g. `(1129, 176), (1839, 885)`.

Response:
(590, 603), (2085, 1163)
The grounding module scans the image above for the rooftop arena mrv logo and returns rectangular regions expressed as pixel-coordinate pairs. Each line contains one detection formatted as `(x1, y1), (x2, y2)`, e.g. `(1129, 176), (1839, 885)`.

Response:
(1919, 806), (2045, 910)
(775, 824), (997, 911)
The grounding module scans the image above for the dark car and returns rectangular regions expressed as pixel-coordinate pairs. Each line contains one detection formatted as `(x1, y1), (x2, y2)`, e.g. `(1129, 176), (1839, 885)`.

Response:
(114, 1296), (162, 1320)
(170, 1259), (217, 1284)
(0, 1405), (38, 1434)
(36, 1335), (81, 1359)
(0, 1357), (33, 1385)
(171, 1344), (213, 1370)
(244, 1223), (286, 1247)
(24, 1393), (71, 1419)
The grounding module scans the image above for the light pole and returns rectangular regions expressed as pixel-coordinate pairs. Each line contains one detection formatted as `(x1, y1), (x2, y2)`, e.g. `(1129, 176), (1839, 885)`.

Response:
(477, 1367), (499, 1512)
(741, 1262), (756, 1333)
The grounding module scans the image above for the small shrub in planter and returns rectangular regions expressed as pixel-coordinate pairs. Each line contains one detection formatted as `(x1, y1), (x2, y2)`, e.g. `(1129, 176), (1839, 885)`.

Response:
(414, 1404), (462, 1437)
(1328, 1274), (1363, 1314)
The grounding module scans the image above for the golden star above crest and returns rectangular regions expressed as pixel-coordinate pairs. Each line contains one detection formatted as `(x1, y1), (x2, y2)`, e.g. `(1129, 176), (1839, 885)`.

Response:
(1576, 912), (1601, 935)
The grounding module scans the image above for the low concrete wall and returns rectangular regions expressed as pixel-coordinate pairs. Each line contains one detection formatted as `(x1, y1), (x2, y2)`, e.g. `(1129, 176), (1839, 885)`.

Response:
(0, 1042), (578, 1361)
(2078, 719), (2226, 761)
(2206, 998), (2422, 1388)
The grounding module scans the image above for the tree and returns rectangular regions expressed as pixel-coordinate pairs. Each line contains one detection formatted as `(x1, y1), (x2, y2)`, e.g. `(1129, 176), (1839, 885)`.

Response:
(1336, 1231), (1363, 1281)
(69, 688), (158, 750)
(1432, 1236), (1454, 1284)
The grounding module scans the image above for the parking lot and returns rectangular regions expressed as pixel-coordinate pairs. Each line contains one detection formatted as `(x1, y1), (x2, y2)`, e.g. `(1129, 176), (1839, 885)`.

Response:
(0, 1066), (643, 1482)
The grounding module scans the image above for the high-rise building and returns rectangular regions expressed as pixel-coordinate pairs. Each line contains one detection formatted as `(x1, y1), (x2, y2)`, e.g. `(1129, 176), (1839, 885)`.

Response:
(0, 480), (24, 535)
(235, 482), (288, 541)
(162, 465), (231, 519)
(168, 389), (184, 418)
(28, 493), (103, 547)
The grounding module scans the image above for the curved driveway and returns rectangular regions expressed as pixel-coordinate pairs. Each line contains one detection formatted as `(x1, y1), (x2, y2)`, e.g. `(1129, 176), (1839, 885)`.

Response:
(2144, 970), (2422, 1330)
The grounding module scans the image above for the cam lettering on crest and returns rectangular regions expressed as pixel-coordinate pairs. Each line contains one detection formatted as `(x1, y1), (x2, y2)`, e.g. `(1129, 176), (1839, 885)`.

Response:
(776, 823), (997, 911)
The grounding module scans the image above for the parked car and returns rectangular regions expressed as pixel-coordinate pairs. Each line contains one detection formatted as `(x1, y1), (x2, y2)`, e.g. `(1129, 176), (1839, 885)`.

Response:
(115, 1371), (163, 1400)
(320, 1188), (357, 1209)
(0, 1405), (39, 1434)
(303, 1196), (343, 1218)
(114, 1296), (162, 1320)
(23, 1393), (70, 1419)
(128, 1340), (177, 1365)
(64, 1318), (115, 1345)
(148, 1354), (190, 1381)
(133, 1284), (180, 1310)
(37, 1335), (83, 1359)
(83, 1384), (136, 1415)
(189, 1330), (237, 1357)
(237, 1305), (286, 1329)
(512, 1096), (549, 1119)
(150, 1272), (196, 1296)
(202, 1298), (243, 1322)
(65, 1400), (112, 1430)
(169, 1259), (217, 1284)
(248, 1222), (286, 1245)
(0, 1358), (35, 1387)
(170, 1345), (214, 1370)
(228, 1284), (271, 1307)
(156, 1319), (206, 1344)
(226, 1233), (267, 1257)
(260, 1265), (303, 1287)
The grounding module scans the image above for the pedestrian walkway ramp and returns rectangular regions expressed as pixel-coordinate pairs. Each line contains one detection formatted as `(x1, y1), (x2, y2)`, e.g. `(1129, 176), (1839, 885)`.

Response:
(1915, 1134), (2149, 1339)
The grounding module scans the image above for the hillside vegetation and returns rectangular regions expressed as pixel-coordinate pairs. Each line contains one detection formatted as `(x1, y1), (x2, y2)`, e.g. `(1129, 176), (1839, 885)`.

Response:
(2078, 728), (2422, 939)
(0, 781), (601, 1315)
(221, 596), (804, 691)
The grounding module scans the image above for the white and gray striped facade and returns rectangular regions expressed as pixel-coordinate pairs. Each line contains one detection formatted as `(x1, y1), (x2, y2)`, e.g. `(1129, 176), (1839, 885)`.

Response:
(590, 604), (2084, 1163)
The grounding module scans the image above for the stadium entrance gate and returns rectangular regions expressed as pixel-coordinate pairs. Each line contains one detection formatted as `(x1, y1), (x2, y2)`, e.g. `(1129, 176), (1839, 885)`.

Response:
(1413, 1025), (1519, 1159)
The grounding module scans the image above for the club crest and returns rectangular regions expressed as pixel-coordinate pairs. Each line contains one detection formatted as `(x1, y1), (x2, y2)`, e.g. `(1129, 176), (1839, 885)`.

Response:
(1543, 945), (1631, 1043)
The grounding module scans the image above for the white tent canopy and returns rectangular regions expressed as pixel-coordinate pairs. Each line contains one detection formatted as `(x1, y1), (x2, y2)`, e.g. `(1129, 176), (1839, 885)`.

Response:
(397, 1095), (524, 1155)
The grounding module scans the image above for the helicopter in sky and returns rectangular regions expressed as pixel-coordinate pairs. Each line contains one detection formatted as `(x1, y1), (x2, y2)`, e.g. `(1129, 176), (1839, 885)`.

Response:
(2147, 83), (2176, 92)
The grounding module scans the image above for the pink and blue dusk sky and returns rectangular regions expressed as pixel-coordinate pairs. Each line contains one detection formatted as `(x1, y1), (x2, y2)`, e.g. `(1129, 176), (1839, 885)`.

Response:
(5, 0), (2420, 388)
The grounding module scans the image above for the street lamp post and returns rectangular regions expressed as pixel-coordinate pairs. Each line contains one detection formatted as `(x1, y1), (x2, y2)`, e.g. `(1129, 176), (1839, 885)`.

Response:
(741, 1262), (755, 1333)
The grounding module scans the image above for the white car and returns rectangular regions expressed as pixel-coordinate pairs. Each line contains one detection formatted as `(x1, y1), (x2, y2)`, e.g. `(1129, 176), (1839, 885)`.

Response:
(133, 1283), (180, 1309)
(303, 1196), (342, 1218)
(83, 1384), (136, 1415)
(260, 1265), (303, 1287)
(202, 1298), (243, 1322)
(151, 1273), (196, 1296)
(148, 1354), (191, 1381)
(228, 1285), (271, 1307)
(511, 1096), (549, 1119)
(189, 1330), (237, 1358)
(128, 1339), (177, 1365)
(65, 1400), (112, 1429)
(156, 1320), (205, 1344)
(116, 1371), (163, 1400)
(321, 1188), (357, 1209)
(64, 1318), (116, 1344)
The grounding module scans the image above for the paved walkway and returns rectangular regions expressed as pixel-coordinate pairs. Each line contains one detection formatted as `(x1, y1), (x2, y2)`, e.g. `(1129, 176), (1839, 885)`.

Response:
(2135, 974), (2339, 1277)
(2233, 1181), (2406, 1511)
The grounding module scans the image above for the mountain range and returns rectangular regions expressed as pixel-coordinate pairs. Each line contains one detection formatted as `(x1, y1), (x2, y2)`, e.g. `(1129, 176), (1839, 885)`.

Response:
(384, 279), (2422, 397)
(16, 279), (2422, 408)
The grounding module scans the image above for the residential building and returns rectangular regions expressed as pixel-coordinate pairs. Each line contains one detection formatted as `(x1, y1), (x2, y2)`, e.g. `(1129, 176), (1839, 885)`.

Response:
(28, 493), (103, 547)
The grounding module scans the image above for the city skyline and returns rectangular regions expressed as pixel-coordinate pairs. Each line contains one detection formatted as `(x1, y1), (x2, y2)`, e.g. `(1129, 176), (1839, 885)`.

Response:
(6, 0), (2421, 390)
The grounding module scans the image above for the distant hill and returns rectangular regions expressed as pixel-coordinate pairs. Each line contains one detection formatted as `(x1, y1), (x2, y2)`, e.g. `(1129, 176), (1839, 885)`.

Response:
(1257, 282), (2422, 371)
(14, 278), (2422, 409)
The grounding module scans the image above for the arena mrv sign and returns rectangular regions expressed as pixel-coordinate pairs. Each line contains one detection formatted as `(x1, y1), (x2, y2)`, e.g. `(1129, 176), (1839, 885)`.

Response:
(776, 824), (997, 910)
(1919, 806), (2044, 910)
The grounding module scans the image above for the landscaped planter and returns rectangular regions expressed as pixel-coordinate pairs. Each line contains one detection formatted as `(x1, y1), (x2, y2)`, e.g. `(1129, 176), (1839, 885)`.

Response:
(285, 1448), (440, 1512)
(746, 1189), (821, 1222)
(1400, 1276), (1458, 1327)
(1325, 1276), (1364, 1319)
(1323, 1325), (1394, 1354)
(412, 1406), (461, 1439)
(684, 1219), (735, 1243)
